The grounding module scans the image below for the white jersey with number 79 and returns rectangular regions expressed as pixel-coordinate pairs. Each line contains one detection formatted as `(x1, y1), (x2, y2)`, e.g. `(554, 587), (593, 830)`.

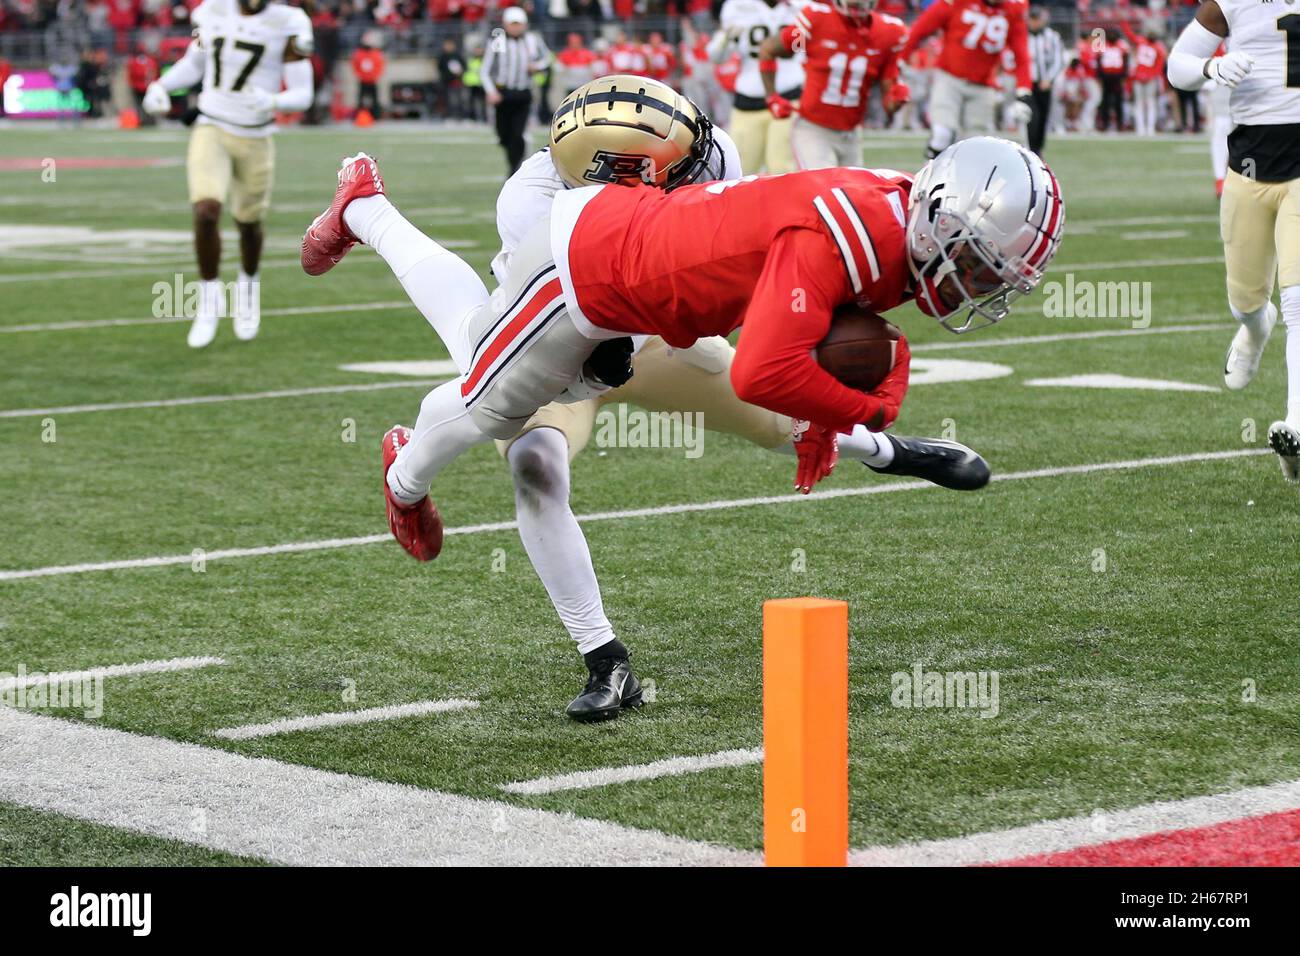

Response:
(191, 0), (314, 137)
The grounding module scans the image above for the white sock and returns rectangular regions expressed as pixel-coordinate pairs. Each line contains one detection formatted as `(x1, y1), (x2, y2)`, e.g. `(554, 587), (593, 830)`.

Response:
(1231, 301), (1272, 341)
(387, 379), (491, 503)
(344, 194), (486, 370)
(838, 425), (894, 467)
(507, 428), (617, 654)
(1281, 286), (1300, 428)
(927, 125), (954, 156)
(773, 424), (894, 467)
(197, 278), (223, 318)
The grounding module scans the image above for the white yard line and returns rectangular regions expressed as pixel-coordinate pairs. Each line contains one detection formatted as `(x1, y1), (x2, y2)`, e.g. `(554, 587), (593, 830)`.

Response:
(0, 379), (438, 419)
(0, 707), (754, 866)
(0, 300), (412, 334)
(0, 656), (225, 691)
(0, 323), (1231, 418)
(502, 748), (764, 796)
(1047, 255), (1222, 273)
(850, 778), (1300, 866)
(0, 257), (306, 283)
(0, 448), (1271, 583)
(210, 699), (479, 741)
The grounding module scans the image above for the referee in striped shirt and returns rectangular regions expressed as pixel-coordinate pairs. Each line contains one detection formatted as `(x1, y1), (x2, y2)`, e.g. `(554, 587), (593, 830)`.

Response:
(482, 6), (550, 175)
(1026, 7), (1065, 156)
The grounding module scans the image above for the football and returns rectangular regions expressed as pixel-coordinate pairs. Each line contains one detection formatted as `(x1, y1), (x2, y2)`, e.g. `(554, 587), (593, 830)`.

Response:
(815, 305), (902, 392)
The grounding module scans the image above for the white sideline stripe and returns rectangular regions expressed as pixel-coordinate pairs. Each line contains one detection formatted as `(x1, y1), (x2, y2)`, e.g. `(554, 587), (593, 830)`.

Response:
(501, 748), (764, 796)
(0, 448), (1271, 583)
(850, 778), (1300, 867)
(210, 699), (479, 740)
(0, 656), (225, 691)
(911, 322), (1231, 352)
(0, 708), (753, 866)
(0, 300), (412, 334)
(0, 379), (440, 419)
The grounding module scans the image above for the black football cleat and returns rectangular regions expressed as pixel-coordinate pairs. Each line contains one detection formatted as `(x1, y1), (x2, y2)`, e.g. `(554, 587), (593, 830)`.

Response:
(566, 654), (643, 722)
(866, 434), (991, 491)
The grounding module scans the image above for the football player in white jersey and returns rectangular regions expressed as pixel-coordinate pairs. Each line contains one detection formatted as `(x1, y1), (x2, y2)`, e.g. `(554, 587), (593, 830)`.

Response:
(709, 0), (805, 174)
(142, 0), (314, 348)
(1169, 0), (1300, 480)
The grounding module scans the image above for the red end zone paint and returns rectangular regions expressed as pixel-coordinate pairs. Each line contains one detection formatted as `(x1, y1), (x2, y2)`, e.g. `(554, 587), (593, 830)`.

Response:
(0, 158), (177, 172)
(994, 809), (1300, 867)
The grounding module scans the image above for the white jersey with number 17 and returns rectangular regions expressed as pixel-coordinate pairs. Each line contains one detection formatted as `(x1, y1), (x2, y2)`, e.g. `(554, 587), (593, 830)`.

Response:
(192, 0), (314, 137)
(1221, 0), (1300, 125)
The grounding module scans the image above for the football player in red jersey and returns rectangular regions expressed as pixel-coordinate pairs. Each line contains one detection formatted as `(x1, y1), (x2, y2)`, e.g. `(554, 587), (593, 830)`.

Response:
(900, 0), (1033, 157)
(303, 136), (1062, 564)
(757, 0), (911, 169)
(1121, 21), (1166, 137)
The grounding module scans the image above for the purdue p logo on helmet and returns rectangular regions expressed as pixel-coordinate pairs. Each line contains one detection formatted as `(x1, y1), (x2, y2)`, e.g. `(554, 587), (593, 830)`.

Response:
(549, 75), (713, 190)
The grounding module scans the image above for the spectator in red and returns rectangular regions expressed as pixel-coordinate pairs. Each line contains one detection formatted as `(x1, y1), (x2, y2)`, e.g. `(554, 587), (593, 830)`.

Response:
(104, 0), (142, 53)
(126, 44), (160, 123)
(0, 58), (10, 119)
(608, 29), (647, 76)
(555, 33), (596, 96)
(1095, 27), (1128, 132)
(352, 35), (386, 118)
(643, 30), (677, 84)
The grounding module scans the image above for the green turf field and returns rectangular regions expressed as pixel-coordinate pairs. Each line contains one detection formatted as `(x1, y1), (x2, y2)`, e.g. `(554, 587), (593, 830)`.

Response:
(1, 124), (1297, 864)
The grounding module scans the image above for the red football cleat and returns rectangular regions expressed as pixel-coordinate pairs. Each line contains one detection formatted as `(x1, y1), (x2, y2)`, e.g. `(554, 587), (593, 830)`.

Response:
(381, 425), (444, 561)
(301, 152), (386, 277)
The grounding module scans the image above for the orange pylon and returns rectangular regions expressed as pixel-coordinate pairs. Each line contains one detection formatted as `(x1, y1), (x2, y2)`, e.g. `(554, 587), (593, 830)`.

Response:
(762, 598), (848, 866)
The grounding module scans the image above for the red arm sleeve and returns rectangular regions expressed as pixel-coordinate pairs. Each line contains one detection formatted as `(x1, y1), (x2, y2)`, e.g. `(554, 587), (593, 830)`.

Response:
(1009, 12), (1032, 91)
(730, 229), (877, 434)
(899, 0), (949, 62)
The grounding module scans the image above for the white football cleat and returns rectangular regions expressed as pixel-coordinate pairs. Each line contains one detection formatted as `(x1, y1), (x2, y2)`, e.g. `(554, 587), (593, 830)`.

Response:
(233, 275), (260, 341)
(1267, 421), (1300, 483)
(1224, 302), (1277, 390)
(187, 312), (218, 348)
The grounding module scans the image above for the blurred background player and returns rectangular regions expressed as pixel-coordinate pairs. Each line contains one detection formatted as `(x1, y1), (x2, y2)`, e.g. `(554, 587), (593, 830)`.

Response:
(759, 0), (910, 170)
(1122, 20), (1167, 138)
(900, 0), (1033, 158)
(481, 6), (549, 176)
(1169, 0), (1300, 481)
(710, 0), (804, 174)
(1076, 28), (1101, 132)
(1094, 27), (1128, 133)
(142, 0), (314, 348)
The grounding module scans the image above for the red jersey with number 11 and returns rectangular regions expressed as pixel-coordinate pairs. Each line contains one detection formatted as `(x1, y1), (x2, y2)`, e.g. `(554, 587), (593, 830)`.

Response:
(553, 168), (916, 431)
(784, 4), (907, 131)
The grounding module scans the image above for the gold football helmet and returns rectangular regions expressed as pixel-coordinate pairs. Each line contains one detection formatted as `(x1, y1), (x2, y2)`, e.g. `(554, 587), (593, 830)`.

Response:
(549, 75), (716, 191)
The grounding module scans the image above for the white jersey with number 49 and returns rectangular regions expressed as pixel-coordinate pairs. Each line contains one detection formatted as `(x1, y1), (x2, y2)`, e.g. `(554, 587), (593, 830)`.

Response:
(720, 0), (806, 100)
(192, 0), (313, 137)
(1221, 0), (1300, 125)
